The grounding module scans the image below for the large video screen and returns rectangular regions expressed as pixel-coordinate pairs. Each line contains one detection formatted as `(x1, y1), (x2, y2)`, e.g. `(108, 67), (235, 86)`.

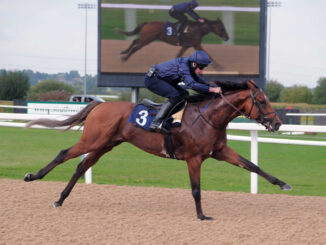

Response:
(98, 0), (264, 87)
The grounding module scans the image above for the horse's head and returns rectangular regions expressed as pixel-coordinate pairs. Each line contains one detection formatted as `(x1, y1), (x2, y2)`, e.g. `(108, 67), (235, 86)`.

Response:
(209, 18), (229, 42)
(243, 80), (282, 132)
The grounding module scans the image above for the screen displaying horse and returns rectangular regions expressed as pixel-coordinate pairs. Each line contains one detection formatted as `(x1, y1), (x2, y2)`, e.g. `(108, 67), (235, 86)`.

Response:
(100, 1), (260, 77)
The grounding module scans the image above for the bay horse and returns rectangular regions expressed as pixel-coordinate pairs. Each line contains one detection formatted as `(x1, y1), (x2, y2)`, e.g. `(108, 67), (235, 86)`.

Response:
(114, 18), (229, 65)
(24, 80), (291, 220)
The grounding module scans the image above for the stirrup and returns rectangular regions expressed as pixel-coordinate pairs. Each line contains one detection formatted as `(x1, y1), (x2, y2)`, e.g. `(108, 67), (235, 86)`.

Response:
(149, 121), (170, 134)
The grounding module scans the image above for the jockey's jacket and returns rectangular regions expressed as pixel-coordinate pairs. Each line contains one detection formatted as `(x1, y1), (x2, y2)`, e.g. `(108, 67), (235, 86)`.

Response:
(171, 2), (201, 21)
(154, 57), (209, 93)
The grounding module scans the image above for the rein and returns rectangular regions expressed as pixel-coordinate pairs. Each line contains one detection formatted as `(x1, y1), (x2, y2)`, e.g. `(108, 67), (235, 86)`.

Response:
(220, 93), (248, 118)
(191, 95), (215, 127)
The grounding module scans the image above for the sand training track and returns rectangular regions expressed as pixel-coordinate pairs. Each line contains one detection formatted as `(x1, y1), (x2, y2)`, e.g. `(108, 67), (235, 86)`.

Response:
(101, 40), (259, 75)
(1, 178), (326, 245)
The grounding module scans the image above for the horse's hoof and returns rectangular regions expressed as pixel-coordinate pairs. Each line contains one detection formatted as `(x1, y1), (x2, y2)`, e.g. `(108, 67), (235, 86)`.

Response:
(198, 215), (214, 221)
(24, 173), (33, 182)
(281, 183), (292, 191)
(53, 201), (61, 208)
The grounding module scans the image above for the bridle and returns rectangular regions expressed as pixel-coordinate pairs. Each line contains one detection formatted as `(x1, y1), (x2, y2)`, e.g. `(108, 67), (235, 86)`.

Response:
(193, 85), (277, 131)
(242, 88), (278, 130)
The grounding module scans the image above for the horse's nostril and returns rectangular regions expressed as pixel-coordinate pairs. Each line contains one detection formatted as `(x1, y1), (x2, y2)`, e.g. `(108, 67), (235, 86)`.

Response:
(274, 122), (281, 131)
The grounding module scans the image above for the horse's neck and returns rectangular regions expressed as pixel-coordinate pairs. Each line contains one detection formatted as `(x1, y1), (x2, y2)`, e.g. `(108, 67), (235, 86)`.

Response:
(211, 90), (250, 127)
(189, 22), (210, 36)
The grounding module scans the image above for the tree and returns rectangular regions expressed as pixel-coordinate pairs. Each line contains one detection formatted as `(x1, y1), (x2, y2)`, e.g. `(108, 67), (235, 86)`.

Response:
(280, 85), (312, 103)
(0, 71), (30, 100)
(27, 79), (75, 101)
(312, 77), (326, 104)
(264, 80), (283, 102)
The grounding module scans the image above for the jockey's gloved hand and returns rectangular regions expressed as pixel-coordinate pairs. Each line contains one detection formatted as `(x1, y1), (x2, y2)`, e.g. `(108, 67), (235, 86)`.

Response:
(209, 86), (222, 94)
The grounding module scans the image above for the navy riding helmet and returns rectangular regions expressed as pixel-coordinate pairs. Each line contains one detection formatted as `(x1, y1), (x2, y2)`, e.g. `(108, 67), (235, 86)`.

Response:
(189, 50), (211, 66)
(189, 0), (199, 8)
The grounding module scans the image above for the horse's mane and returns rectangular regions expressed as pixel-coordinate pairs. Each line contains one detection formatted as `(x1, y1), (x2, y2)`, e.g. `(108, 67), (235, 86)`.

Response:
(186, 81), (249, 103)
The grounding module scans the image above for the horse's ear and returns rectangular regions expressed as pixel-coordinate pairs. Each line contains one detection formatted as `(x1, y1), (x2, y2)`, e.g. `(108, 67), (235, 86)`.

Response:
(246, 79), (259, 89)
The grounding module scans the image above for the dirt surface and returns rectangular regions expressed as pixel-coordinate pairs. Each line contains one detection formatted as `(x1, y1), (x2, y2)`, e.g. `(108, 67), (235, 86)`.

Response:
(101, 40), (259, 75)
(1, 178), (326, 245)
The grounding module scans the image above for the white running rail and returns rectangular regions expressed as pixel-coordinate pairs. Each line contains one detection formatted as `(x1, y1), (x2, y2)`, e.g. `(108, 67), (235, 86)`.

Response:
(2, 113), (326, 192)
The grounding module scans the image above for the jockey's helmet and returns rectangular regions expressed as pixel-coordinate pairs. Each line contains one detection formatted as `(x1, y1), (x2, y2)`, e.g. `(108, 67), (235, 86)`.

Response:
(189, 0), (198, 8)
(189, 51), (211, 66)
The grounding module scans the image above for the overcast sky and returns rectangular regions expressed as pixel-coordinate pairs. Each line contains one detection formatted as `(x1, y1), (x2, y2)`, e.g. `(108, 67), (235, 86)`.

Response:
(0, 0), (325, 88)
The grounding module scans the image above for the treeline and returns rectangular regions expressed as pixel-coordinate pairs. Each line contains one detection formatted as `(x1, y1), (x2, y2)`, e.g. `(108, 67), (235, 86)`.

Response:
(265, 77), (326, 104)
(22, 69), (84, 86)
(1, 69), (326, 104)
(0, 69), (112, 101)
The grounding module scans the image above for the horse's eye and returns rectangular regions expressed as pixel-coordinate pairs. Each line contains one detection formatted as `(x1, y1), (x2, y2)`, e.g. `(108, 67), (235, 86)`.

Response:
(259, 100), (266, 105)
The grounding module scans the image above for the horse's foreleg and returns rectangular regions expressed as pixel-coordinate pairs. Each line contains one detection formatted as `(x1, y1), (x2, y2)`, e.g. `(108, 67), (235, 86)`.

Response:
(53, 144), (119, 207)
(212, 146), (292, 191)
(186, 157), (213, 220)
(176, 47), (189, 57)
(120, 39), (139, 54)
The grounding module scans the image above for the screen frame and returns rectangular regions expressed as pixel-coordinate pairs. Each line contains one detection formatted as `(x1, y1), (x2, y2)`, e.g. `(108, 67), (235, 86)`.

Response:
(97, 0), (267, 88)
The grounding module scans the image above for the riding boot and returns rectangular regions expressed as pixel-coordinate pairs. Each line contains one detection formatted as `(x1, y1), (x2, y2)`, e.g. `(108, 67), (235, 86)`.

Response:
(177, 21), (187, 36)
(149, 100), (174, 133)
(149, 97), (185, 133)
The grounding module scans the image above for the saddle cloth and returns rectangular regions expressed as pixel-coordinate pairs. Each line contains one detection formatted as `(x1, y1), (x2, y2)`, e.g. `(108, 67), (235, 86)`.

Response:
(164, 22), (180, 36)
(127, 104), (182, 132)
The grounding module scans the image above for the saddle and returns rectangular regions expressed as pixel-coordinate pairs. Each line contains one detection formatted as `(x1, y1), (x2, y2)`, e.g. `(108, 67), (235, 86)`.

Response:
(142, 98), (162, 110)
(127, 99), (184, 159)
(127, 99), (184, 132)
(141, 98), (184, 123)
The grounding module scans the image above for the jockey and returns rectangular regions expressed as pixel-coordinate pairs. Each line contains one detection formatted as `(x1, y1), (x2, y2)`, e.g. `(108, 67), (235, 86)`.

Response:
(169, 0), (205, 35)
(144, 50), (221, 133)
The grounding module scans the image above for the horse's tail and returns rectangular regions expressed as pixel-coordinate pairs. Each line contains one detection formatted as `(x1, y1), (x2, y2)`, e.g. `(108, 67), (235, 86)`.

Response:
(114, 22), (147, 36)
(25, 101), (102, 131)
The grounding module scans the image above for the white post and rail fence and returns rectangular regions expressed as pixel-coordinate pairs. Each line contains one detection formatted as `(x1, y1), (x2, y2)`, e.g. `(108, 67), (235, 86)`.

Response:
(1, 106), (326, 193)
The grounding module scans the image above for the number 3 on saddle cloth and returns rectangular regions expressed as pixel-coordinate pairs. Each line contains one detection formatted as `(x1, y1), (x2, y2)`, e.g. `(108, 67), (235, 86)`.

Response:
(127, 104), (181, 132)
(164, 22), (180, 36)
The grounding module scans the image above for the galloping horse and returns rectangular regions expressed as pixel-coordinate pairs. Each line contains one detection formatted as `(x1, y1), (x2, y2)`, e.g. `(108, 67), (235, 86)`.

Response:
(115, 18), (229, 65)
(24, 80), (291, 220)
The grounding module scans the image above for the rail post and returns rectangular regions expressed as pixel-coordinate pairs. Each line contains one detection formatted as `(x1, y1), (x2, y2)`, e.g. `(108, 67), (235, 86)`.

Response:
(250, 130), (258, 194)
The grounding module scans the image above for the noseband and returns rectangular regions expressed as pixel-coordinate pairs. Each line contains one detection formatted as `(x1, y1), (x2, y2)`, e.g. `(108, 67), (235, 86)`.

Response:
(194, 88), (277, 130)
(246, 88), (277, 130)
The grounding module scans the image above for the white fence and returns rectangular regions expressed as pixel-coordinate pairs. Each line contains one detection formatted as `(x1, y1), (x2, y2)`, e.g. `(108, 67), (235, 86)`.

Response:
(2, 113), (326, 193)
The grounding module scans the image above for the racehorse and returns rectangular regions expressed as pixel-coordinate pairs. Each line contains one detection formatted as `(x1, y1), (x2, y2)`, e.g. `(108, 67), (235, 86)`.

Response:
(114, 18), (229, 65)
(24, 80), (291, 220)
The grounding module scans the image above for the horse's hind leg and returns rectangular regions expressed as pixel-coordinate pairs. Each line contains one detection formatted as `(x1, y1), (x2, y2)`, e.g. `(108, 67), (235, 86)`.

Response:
(176, 46), (189, 57)
(212, 146), (292, 191)
(121, 45), (143, 62)
(120, 39), (138, 54)
(24, 142), (88, 182)
(53, 143), (119, 207)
